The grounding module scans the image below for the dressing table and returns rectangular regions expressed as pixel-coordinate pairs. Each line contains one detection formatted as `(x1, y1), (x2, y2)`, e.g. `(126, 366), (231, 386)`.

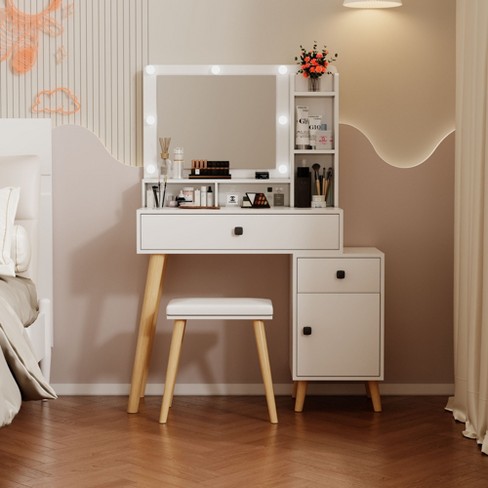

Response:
(128, 65), (384, 415)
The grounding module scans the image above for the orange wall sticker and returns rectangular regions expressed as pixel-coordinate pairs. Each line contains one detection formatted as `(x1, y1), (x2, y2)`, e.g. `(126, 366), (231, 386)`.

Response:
(0, 0), (63, 74)
(31, 87), (80, 115)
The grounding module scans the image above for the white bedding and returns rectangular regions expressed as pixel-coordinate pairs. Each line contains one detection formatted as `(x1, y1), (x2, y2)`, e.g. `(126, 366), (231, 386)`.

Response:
(0, 279), (56, 427)
(0, 120), (55, 427)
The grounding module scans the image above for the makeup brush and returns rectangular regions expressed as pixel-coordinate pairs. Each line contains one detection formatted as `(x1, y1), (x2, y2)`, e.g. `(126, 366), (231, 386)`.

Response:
(161, 174), (168, 208)
(312, 163), (321, 195)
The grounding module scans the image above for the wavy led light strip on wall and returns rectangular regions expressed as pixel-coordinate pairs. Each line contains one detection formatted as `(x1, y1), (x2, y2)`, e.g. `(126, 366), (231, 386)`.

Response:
(341, 123), (455, 168)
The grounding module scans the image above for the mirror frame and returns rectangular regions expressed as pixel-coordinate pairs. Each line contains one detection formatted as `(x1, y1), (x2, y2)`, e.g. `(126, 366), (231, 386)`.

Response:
(143, 64), (294, 179)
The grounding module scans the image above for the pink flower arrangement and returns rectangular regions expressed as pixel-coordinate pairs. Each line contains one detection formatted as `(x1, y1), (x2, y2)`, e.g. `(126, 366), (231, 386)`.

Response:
(295, 42), (338, 79)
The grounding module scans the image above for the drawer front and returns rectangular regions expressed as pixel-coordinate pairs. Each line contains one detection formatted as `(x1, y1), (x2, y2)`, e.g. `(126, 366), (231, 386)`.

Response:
(298, 257), (381, 293)
(297, 293), (381, 377)
(140, 214), (340, 251)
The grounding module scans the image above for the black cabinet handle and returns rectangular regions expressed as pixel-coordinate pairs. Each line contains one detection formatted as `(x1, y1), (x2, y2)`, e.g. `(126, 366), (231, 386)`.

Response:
(234, 226), (243, 236)
(336, 270), (346, 279)
(303, 326), (312, 336)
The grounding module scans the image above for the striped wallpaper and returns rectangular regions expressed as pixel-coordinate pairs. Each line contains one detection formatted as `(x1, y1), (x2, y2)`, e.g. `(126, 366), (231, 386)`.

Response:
(0, 0), (148, 166)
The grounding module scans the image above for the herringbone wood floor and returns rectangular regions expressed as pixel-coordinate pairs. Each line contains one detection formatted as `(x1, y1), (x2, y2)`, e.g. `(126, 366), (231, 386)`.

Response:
(0, 395), (486, 487)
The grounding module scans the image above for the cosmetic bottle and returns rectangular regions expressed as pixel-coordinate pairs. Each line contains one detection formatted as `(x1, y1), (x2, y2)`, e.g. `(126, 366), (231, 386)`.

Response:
(173, 147), (184, 179)
(194, 188), (201, 206)
(200, 185), (207, 207)
(207, 186), (214, 207)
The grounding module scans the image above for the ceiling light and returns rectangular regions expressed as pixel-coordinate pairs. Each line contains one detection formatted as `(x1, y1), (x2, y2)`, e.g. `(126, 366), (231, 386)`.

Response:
(343, 0), (402, 8)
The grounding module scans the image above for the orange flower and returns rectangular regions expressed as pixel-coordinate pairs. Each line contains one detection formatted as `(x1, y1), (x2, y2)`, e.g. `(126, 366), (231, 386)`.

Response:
(295, 42), (338, 79)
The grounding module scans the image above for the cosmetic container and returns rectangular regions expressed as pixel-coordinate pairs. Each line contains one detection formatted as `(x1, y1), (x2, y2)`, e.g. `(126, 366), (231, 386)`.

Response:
(200, 185), (207, 207)
(193, 188), (201, 206)
(207, 186), (214, 207)
(173, 147), (184, 179)
(183, 187), (194, 202)
(273, 187), (285, 207)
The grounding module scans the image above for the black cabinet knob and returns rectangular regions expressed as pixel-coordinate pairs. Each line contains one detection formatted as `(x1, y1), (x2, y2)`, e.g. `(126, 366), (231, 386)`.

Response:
(303, 326), (312, 336)
(336, 270), (346, 279)
(234, 226), (243, 236)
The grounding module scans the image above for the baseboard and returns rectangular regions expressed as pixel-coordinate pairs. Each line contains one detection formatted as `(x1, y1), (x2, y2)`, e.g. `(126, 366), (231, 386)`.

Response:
(51, 382), (455, 397)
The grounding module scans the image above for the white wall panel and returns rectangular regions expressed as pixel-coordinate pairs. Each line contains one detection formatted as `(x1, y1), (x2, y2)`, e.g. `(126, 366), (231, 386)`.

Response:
(0, 0), (148, 166)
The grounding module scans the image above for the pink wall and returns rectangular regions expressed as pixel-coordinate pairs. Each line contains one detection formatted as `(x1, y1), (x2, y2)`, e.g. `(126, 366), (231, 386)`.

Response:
(51, 124), (454, 388)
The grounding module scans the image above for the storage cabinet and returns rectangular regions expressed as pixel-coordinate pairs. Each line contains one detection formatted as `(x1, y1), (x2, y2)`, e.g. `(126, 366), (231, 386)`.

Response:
(292, 249), (385, 411)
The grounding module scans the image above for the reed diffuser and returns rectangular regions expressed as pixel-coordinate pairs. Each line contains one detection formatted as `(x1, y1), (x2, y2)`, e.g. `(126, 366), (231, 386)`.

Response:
(159, 137), (172, 177)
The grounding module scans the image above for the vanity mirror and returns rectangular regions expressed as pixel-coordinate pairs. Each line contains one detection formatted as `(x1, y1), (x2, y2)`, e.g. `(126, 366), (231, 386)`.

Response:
(143, 65), (293, 179)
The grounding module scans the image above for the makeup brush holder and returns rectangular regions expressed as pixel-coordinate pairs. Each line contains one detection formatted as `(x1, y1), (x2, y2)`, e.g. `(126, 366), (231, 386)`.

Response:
(311, 195), (327, 208)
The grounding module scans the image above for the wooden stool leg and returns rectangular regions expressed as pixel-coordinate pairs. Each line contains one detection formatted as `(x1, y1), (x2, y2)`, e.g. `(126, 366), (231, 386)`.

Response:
(253, 320), (278, 424)
(160, 320), (186, 423)
(128, 254), (167, 413)
(366, 381), (382, 412)
(294, 381), (308, 412)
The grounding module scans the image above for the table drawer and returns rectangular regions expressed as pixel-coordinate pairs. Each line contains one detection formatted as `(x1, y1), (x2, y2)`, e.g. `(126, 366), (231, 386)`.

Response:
(139, 214), (341, 252)
(298, 257), (381, 293)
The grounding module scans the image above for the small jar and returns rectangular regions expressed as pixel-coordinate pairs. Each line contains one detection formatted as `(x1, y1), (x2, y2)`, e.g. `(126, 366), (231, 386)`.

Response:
(182, 187), (194, 202)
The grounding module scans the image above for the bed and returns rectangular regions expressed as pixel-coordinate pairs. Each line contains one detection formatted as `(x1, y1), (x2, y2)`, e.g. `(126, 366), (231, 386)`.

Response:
(0, 119), (56, 427)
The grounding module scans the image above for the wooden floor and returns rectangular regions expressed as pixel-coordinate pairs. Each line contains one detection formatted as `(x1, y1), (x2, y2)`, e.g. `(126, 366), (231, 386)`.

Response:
(0, 395), (486, 487)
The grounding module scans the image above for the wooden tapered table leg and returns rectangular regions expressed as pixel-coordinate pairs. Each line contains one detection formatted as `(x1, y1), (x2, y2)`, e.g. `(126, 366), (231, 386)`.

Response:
(366, 380), (382, 412)
(128, 254), (167, 414)
(294, 381), (308, 412)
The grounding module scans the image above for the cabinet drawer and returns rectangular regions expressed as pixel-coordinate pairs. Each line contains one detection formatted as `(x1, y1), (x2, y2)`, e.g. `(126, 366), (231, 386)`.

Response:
(297, 294), (381, 377)
(297, 257), (380, 293)
(139, 214), (341, 252)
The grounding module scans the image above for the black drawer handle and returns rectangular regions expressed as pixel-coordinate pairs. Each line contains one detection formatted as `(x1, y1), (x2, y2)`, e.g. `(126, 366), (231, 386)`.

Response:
(303, 326), (312, 336)
(234, 226), (243, 236)
(336, 270), (346, 279)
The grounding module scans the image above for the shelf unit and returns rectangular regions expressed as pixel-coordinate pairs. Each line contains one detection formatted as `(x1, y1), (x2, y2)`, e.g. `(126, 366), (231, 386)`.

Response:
(291, 73), (339, 207)
(142, 177), (292, 208)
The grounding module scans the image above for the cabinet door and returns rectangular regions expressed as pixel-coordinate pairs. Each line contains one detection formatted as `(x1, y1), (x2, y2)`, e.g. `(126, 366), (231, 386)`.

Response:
(297, 293), (381, 377)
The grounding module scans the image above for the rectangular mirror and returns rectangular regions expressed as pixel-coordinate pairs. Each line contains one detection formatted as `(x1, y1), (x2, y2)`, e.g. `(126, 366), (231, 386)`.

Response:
(143, 65), (293, 179)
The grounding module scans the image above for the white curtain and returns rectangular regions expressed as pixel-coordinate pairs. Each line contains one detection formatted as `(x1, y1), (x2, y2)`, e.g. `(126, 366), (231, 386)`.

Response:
(446, 0), (488, 454)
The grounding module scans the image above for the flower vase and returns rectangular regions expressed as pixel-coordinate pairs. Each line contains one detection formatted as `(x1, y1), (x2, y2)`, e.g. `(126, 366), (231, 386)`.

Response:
(308, 77), (321, 92)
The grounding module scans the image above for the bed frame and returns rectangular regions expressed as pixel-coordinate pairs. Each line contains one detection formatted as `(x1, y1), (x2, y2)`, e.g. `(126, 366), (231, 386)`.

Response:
(0, 118), (53, 381)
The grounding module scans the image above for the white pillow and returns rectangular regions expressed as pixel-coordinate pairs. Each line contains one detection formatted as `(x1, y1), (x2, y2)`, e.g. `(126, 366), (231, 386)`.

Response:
(0, 187), (20, 277)
(10, 224), (31, 273)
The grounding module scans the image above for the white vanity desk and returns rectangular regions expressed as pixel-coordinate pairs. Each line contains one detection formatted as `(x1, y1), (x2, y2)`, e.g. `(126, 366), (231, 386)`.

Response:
(128, 64), (384, 415)
(128, 206), (384, 414)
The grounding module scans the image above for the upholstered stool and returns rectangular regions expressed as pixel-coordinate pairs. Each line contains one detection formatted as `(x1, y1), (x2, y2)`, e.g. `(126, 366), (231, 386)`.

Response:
(160, 297), (278, 424)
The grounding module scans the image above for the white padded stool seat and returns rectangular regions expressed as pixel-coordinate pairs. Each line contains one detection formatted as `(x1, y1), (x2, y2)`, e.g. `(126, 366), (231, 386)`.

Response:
(160, 297), (278, 424)
(166, 297), (273, 319)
